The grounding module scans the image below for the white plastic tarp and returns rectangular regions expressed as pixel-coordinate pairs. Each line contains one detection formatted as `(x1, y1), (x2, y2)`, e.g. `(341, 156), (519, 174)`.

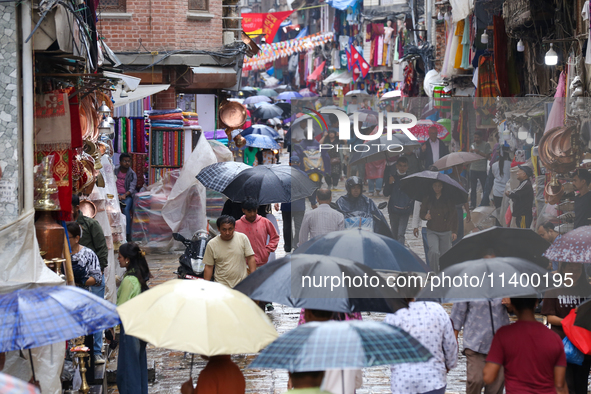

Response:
(113, 84), (171, 108)
(162, 133), (218, 238)
(0, 210), (65, 394)
(323, 70), (353, 84)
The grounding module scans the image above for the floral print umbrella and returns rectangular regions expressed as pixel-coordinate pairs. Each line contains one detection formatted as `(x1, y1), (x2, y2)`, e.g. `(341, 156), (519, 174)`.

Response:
(544, 226), (591, 263)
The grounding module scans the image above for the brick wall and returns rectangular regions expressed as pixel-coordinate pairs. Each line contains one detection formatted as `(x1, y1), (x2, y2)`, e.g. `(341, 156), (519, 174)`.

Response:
(152, 89), (177, 110)
(98, 0), (223, 52)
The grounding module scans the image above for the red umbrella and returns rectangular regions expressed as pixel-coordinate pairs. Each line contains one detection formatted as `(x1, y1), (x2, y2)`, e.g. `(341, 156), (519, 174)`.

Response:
(410, 120), (450, 142)
(307, 61), (326, 82)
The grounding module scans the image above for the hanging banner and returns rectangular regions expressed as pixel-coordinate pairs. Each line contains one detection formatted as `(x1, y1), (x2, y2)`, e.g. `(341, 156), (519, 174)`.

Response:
(243, 11), (294, 43)
(242, 13), (265, 35)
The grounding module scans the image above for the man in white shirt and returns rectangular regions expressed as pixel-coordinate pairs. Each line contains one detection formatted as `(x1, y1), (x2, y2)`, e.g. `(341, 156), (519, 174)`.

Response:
(299, 189), (344, 246)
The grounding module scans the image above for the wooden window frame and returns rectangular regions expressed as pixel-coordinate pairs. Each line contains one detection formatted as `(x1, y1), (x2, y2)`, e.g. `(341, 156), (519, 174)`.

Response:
(189, 0), (209, 12)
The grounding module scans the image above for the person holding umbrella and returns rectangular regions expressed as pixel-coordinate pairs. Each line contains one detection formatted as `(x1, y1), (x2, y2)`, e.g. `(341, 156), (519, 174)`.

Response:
(420, 180), (458, 272)
(450, 249), (510, 394)
(504, 165), (534, 229)
(384, 277), (458, 394)
(382, 157), (413, 244)
(180, 355), (245, 394)
(319, 129), (344, 189)
(117, 242), (151, 394)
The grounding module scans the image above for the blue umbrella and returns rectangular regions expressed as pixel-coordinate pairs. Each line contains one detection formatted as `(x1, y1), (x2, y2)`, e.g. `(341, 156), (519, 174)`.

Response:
(276, 91), (303, 101)
(244, 134), (280, 150)
(0, 286), (120, 353)
(240, 124), (280, 139)
(294, 229), (429, 273)
(249, 320), (432, 371)
(244, 95), (271, 105)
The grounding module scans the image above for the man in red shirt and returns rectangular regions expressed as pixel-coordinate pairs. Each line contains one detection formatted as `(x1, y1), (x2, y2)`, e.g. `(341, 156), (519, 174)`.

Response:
(483, 297), (567, 394)
(235, 197), (280, 268)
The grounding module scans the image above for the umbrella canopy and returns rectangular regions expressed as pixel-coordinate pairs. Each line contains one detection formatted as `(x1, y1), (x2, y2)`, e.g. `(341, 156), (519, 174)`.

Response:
(0, 286), (120, 353)
(348, 134), (421, 166)
(410, 120), (450, 142)
(417, 257), (556, 301)
(0, 372), (39, 394)
(294, 229), (428, 273)
(222, 165), (317, 204)
(244, 95), (271, 105)
(274, 85), (294, 93)
(244, 134), (281, 150)
(258, 88), (278, 97)
(433, 152), (486, 171)
(241, 124), (280, 139)
(252, 103), (284, 120)
(116, 279), (278, 356)
(276, 91), (303, 101)
(249, 320), (432, 371)
(399, 170), (468, 205)
(307, 61), (326, 82)
(345, 90), (370, 98)
(544, 226), (591, 263)
(196, 161), (251, 193)
(440, 227), (550, 270)
(234, 254), (405, 313)
(299, 88), (318, 97)
(379, 90), (402, 101)
(274, 102), (291, 118)
(574, 299), (591, 331)
(348, 110), (379, 124)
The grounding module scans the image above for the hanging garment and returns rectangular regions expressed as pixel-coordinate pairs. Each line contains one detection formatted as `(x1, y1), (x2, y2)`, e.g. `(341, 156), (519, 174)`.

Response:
(476, 54), (501, 106)
(453, 19), (465, 69)
(441, 21), (456, 78)
(393, 34), (400, 61)
(460, 16), (471, 69)
(377, 35), (384, 66)
(493, 15), (510, 96)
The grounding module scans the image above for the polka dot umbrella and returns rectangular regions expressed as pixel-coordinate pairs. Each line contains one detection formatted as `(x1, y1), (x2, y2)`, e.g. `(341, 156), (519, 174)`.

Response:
(543, 226), (591, 263)
(409, 120), (450, 143)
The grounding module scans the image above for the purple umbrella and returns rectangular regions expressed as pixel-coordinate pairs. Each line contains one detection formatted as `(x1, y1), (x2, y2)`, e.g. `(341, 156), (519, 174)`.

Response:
(276, 91), (303, 101)
(299, 88), (318, 98)
(543, 226), (591, 263)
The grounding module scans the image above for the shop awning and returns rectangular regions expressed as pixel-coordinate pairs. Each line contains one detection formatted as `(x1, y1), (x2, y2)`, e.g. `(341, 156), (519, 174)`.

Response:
(307, 61), (326, 82)
(104, 71), (141, 91)
(323, 70), (353, 84)
(113, 84), (171, 108)
(190, 66), (238, 88)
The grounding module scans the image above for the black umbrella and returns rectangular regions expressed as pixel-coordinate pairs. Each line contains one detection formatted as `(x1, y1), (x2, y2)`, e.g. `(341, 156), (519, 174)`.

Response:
(233, 254), (406, 313)
(399, 170), (468, 206)
(294, 229), (429, 273)
(222, 165), (317, 204)
(439, 227), (551, 270)
(417, 257), (556, 302)
(275, 102), (291, 118)
(574, 299), (591, 331)
(348, 134), (421, 165)
(252, 103), (284, 120)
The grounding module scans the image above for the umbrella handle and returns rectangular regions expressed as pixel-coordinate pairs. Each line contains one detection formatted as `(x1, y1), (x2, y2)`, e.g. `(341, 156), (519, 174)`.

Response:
(190, 354), (194, 380)
(488, 300), (495, 335)
(28, 348), (37, 383)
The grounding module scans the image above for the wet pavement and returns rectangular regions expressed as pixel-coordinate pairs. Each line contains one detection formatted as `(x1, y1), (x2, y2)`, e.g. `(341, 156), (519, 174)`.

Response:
(108, 175), (474, 394)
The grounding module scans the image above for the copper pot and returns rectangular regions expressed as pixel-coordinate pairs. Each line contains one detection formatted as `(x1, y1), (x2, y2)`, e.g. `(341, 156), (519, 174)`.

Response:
(539, 126), (582, 174)
(219, 101), (247, 128)
(35, 211), (65, 260)
(79, 200), (97, 218)
(545, 181), (564, 205)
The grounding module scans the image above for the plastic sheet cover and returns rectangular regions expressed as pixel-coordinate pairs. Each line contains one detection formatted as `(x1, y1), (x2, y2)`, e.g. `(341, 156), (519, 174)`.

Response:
(0, 210), (65, 393)
(132, 135), (217, 251)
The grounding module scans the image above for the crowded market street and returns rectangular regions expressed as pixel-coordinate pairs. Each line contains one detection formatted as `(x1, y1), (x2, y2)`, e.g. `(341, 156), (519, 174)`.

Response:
(3, 0), (591, 393)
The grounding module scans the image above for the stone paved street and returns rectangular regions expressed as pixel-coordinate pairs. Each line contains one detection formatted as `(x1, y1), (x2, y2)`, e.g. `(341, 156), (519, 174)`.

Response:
(108, 173), (470, 394)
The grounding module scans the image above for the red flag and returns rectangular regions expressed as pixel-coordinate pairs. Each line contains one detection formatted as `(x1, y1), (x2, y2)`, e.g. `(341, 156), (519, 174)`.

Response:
(349, 45), (370, 78)
(262, 10), (294, 43)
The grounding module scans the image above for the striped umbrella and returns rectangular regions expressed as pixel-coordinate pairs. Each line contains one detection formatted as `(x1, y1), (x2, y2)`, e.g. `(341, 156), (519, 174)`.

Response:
(196, 161), (251, 193)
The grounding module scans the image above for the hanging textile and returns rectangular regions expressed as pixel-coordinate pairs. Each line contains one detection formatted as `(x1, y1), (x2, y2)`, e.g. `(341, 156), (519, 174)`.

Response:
(441, 21), (456, 78)
(476, 54), (500, 106)
(453, 19), (465, 69)
(544, 72), (566, 133)
(493, 16), (510, 97)
(460, 16), (471, 69)
(582, 1), (591, 64)
(34, 90), (72, 151)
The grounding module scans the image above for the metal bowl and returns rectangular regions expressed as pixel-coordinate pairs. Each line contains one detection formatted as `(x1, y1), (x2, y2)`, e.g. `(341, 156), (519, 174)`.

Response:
(219, 101), (247, 128)
(79, 200), (97, 218)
